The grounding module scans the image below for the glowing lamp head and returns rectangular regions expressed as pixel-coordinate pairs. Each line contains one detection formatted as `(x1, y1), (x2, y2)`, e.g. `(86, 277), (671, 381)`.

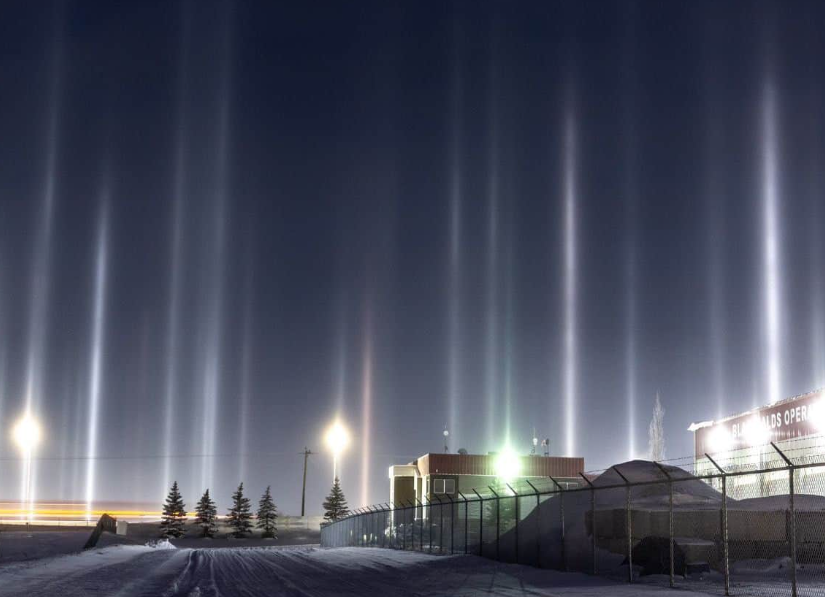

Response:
(325, 421), (350, 456)
(494, 447), (522, 482)
(13, 415), (42, 453)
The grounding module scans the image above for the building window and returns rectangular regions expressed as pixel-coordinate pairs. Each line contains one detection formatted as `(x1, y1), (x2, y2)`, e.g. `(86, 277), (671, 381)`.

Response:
(433, 478), (455, 495)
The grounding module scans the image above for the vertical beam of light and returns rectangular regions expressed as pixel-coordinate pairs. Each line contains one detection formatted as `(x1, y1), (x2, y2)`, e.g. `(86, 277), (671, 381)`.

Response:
(237, 246), (254, 482)
(707, 166), (726, 418)
(702, 18), (727, 420)
(562, 100), (578, 457)
(810, 117), (825, 390)
(334, 304), (348, 414)
(485, 58), (500, 449)
(621, 19), (638, 461)
(84, 197), (109, 520)
(705, 96), (727, 419)
(330, 295), (348, 483)
(446, 28), (462, 453)
(624, 207), (637, 461)
(806, 50), (825, 391)
(199, 12), (232, 492)
(162, 2), (189, 499)
(0, 267), (6, 460)
(761, 79), (782, 404)
(359, 306), (373, 507)
(21, 18), (63, 519)
(502, 203), (515, 447)
(56, 363), (72, 498)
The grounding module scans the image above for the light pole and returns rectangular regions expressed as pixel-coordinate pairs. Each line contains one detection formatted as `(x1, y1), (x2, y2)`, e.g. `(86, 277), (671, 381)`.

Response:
(301, 447), (313, 517)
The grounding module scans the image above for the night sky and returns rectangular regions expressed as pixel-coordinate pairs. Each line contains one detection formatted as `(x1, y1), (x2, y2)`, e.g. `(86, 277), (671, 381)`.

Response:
(2, 1), (825, 515)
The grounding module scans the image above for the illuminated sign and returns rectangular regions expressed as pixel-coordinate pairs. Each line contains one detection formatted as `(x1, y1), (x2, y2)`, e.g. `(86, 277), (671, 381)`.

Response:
(694, 389), (825, 458)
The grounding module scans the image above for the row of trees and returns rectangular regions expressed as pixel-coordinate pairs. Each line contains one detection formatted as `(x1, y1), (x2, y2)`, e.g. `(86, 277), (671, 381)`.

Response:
(162, 476), (352, 539)
(161, 482), (278, 539)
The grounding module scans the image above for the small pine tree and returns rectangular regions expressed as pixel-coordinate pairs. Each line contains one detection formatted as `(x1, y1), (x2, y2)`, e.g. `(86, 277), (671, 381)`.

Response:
(160, 481), (187, 538)
(227, 482), (253, 538)
(322, 477), (350, 522)
(194, 489), (218, 538)
(256, 486), (278, 539)
(649, 391), (666, 461)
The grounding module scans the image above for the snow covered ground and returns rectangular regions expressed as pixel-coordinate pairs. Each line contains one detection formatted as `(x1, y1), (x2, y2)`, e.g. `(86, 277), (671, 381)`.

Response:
(0, 543), (727, 597)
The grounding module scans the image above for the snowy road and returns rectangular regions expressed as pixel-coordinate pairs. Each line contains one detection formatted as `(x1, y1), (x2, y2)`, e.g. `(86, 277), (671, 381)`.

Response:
(0, 544), (720, 596)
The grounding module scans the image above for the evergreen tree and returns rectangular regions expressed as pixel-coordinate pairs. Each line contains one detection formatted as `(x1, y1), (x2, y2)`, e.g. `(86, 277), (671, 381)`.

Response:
(160, 481), (187, 538)
(649, 391), (666, 461)
(322, 477), (350, 522)
(256, 486), (278, 538)
(227, 482), (253, 537)
(194, 489), (218, 538)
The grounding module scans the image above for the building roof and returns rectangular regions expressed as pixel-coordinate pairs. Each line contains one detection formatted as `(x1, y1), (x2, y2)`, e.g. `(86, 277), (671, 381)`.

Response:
(688, 387), (824, 431)
(688, 387), (825, 458)
(411, 453), (584, 478)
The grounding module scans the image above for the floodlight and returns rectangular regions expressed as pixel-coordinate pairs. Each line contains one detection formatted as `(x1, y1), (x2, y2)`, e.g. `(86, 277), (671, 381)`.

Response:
(494, 447), (522, 481)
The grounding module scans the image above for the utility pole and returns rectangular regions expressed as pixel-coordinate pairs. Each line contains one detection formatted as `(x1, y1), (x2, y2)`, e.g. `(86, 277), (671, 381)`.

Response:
(301, 447), (313, 517)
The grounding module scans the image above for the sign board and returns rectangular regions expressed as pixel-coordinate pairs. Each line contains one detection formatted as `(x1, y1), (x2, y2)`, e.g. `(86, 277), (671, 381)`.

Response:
(693, 389), (825, 459)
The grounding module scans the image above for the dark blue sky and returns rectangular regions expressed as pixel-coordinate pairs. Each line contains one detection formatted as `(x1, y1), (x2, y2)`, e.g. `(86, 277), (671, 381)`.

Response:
(1, 1), (824, 514)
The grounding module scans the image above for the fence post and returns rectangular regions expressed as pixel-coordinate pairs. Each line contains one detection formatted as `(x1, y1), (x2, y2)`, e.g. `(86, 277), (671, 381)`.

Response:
(383, 504), (390, 548)
(579, 473), (596, 575)
(507, 483), (519, 564)
(368, 507), (375, 547)
(526, 480), (542, 568)
(353, 510), (358, 547)
(371, 507), (375, 547)
(447, 494), (455, 554)
(435, 495), (444, 554)
(612, 466), (633, 583)
(416, 498), (424, 551)
(392, 504), (398, 549)
(705, 454), (729, 596)
(424, 496), (433, 553)
(367, 507), (373, 547)
(404, 501), (412, 550)
(549, 477), (566, 571)
(473, 489), (484, 557)
(772, 442), (797, 597)
(458, 492), (468, 555)
(653, 462), (674, 588)
(489, 487), (501, 562)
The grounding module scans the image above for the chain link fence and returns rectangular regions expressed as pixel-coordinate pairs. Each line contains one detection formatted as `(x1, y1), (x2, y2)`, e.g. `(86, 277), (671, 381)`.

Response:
(321, 438), (825, 596)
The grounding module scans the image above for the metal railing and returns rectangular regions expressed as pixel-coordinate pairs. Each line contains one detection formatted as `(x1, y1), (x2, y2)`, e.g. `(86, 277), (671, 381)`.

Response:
(321, 438), (825, 596)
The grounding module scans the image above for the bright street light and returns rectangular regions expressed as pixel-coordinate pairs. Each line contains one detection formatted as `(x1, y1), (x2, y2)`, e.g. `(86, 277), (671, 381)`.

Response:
(325, 420), (350, 481)
(325, 421), (350, 455)
(13, 414), (42, 453)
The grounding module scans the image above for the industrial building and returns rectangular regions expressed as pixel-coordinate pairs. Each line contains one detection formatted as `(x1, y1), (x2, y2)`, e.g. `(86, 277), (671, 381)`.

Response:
(388, 452), (585, 508)
(689, 387), (825, 497)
